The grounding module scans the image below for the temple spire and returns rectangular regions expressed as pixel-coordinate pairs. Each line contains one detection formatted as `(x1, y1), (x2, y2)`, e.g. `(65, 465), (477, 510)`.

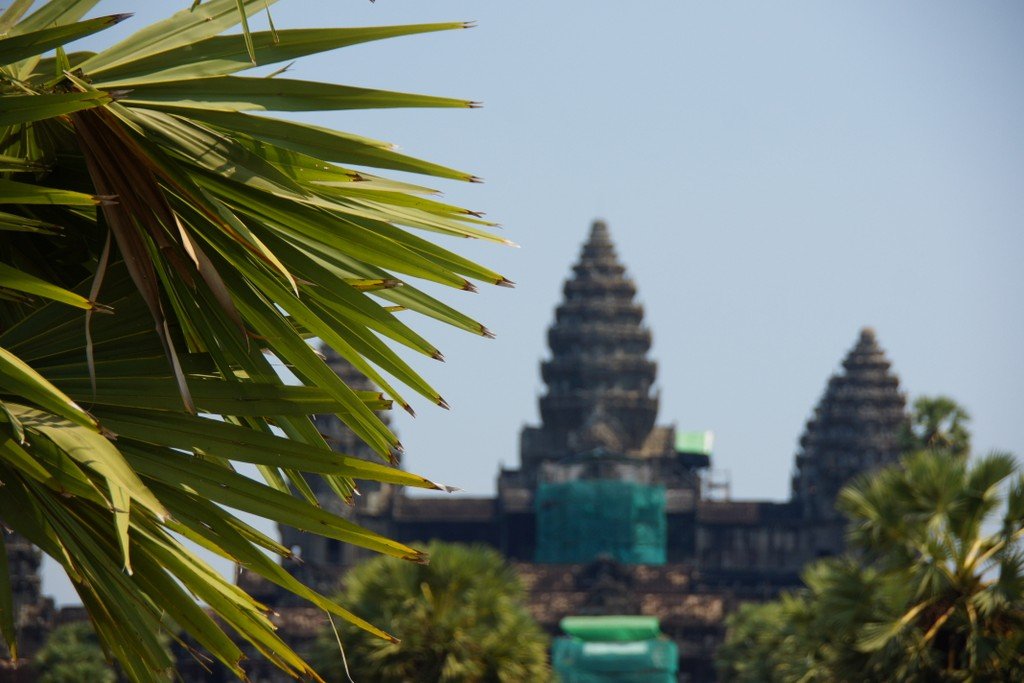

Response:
(792, 327), (907, 526)
(535, 220), (658, 458)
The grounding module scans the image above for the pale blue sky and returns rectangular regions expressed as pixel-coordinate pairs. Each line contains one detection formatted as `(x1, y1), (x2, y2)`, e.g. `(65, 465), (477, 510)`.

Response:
(41, 1), (1023, 604)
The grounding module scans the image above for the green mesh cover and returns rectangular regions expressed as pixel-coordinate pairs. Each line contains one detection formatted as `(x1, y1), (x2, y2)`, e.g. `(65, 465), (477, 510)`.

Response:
(552, 637), (678, 682)
(560, 616), (662, 642)
(535, 480), (666, 564)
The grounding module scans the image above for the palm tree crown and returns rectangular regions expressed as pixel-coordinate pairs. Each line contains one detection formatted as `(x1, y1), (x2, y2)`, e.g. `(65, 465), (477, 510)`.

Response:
(1, 2), (510, 680)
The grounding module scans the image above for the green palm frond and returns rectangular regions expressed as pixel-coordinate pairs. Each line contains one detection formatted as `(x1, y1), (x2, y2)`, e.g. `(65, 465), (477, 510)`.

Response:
(726, 447), (1024, 682)
(0, 1), (506, 680)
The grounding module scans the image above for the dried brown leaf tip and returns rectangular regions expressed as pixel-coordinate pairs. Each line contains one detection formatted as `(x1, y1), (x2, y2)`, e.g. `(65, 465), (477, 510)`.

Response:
(437, 397), (450, 410)
(405, 549), (430, 565)
(480, 326), (496, 339)
(431, 349), (445, 362)
(496, 277), (516, 287)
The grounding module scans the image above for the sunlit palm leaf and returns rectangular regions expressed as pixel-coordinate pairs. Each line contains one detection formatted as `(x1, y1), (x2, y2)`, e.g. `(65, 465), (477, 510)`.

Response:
(0, 1), (505, 680)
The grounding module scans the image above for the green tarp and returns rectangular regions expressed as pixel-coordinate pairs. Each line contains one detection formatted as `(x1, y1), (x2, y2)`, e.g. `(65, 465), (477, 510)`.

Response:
(675, 429), (714, 456)
(552, 616), (678, 683)
(535, 480), (666, 565)
(560, 616), (662, 642)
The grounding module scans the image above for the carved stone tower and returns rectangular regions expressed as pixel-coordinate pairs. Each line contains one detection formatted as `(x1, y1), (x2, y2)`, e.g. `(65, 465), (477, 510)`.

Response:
(500, 220), (703, 563)
(521, 219), (666, 472)
(276, 346), (397, 598)
(791, 327), (907, 556)
(1, 530), (54, 661)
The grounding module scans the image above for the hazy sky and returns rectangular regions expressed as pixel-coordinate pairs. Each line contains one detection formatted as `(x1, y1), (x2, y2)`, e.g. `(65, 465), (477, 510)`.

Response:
(41, 1), (1024, 604)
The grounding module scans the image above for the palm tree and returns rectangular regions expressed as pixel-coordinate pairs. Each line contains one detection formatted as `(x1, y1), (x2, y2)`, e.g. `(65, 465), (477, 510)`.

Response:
(901, 396), (971, 456)
(720, 449), (1024, 681)
(839, 449), (1024, 679)
(309, 542), (552, 683)
(717, 560), (891, 683)
(0, 2), (510, 680)
(32, 622), (116, 683)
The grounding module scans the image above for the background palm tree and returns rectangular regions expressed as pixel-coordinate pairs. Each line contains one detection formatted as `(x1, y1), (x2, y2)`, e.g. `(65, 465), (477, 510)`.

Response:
(900, 395), (971, 456)
(32, 622), (115, 683)
(309, 542), (552, 683)
(838, 449), (1024, 679)
(0, 1), (510, 680)
(719, 398), (1024, 682)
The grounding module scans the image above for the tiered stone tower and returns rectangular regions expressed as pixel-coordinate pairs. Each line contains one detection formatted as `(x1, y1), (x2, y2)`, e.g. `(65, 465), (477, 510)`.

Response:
(310, 346), (394, 479)
(531, 219), (662, 466)
(1, 531), (54, 662)
(791, 327), (908, 556)
(276, 348), (399, 598)
(500, 220), (706, 563)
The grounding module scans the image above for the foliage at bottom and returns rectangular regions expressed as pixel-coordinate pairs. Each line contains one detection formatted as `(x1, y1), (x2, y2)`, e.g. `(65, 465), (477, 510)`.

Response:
(310, 542), (552, 683)
(717, 448), (1024, 682)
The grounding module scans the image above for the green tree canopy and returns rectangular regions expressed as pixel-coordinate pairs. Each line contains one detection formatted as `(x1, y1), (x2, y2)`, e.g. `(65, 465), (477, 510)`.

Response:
(0, 1), (509, 680)
(310, 542), (552, 683)
(719, 447), (1024, 682)
(33, 622), (115, 683)
(901, 395), (972, 456)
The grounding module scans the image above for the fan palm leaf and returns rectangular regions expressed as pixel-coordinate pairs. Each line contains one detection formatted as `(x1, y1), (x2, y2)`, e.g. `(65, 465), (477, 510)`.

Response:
(0, 1), (505, 680)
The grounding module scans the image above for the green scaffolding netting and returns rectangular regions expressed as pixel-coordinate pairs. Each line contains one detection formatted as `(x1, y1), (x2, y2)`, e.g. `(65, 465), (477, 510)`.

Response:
(553, 616), (678, 683)
(560, 616), (662, 642)
(535, 480), (666, 564)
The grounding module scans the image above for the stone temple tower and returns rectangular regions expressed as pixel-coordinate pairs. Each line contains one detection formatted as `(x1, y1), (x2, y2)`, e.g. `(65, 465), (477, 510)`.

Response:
(499, 220), (706, 563)
(1, 530), (54, 661)
(791, 327), (908, 557)
(276, 346), (398, 598)
(523, 219), (665, 470)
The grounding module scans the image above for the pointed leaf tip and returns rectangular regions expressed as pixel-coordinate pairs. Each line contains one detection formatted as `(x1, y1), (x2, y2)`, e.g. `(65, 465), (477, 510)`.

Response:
(497, 277), (516, 287)
(462, 281), (478, 293)
(431, 350), (445, 362)
(468, 176), (484, 183)
(402, 403), (416, 418)
(428, 480), (460, 493)
(437, 397), (450, 410)
(462, 21), (478, 29)
(404, 550), (430, 565)
(481, 326), (496, 339)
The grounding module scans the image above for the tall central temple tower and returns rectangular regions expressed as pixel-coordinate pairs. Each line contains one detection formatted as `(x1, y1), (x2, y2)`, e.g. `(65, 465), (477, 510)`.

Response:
(530, 219), (661, 464)
(498, 220), (707, 563)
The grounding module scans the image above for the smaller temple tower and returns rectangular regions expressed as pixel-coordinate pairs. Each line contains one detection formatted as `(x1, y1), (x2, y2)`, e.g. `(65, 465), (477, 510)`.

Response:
(1, 531), (55, 662)
(276, 348), (399, 598)
(791, 327), (907, 557)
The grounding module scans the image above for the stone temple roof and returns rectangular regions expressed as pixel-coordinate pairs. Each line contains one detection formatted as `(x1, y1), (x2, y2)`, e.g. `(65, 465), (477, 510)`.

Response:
(791, 327), (907, 520)
(537, 220), (659, 456)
